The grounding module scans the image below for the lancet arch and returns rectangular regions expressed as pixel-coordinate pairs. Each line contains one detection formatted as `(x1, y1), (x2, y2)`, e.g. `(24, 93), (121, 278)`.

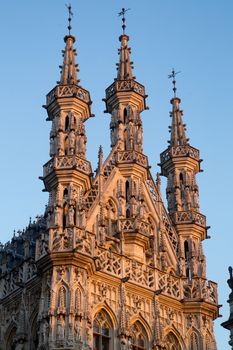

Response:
(5, 322), (17, 350)
(93, 307), (115, 350)
(130, 320), (150, 350)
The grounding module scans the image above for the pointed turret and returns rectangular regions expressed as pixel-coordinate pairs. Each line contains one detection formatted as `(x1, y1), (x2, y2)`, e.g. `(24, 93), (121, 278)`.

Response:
(104, 8), (147, 155)
(160, 72), (208, 279)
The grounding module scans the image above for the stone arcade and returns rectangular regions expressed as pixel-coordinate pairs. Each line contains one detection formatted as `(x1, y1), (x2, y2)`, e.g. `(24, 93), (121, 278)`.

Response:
(0, 9), (219, 350)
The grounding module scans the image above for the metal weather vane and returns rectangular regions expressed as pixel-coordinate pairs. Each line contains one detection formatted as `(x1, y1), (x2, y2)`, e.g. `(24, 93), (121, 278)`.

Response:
(118, 8), (130, 34)
(66, 3), (74, 35)
(168, 68), (181, 97)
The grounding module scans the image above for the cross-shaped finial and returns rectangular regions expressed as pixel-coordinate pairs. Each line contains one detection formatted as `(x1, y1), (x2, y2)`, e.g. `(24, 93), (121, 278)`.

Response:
(66, 4), (74, 35)
(168, 68), (181, 97)
(118, 8), (130, 34)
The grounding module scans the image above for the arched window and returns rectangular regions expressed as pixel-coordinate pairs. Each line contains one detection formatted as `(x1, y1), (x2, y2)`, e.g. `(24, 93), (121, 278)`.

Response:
(184, 240), (190, 278)
(65, 115), (69, 131)
(125, 180), (130, 202)
(63, 188), (68, 198)
(93, 310), (113, 350)
(184, 240), (189, 260)
(63, 203), (68, 229)
(74, 288), (81, 312)
(164, 332), (182, 350)
(190, 332), (198, 350)
(130, 321), (147, 350)
(58, 285), (67, 308)
(123, 107), (127, 124)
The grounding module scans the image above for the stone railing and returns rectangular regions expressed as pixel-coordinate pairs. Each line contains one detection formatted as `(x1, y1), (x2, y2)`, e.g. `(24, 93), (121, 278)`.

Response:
(47, 228), (94, 256)
(115, 150), (148, 168)
(105, 80), (145, 99)
(158, 271), (182, 299)
(94, 247), (155, 289)
(94, 248), (122, 277)
(183, 278), (218, 305)
(120, 218), (152, 235)
(172, 210), (206, 228)
(43, 155), (92, 177)
(160, 145), (200, 164)
(46, 84), (91, 106)
(158, 273), (218, 304)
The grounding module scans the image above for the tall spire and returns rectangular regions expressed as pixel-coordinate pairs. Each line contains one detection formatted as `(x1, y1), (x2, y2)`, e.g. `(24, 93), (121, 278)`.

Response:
(116, 8), (134, 81)
(168, 69), (187, 146)
(59, 5), (79, 85)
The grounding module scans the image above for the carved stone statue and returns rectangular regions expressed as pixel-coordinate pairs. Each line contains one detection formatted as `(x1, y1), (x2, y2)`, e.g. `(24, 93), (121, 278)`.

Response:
(50, 137), (55, 157)
(57, 315), (65, 339)
(136, 126), (143, 151)
(68, 206), (75, 226)
(69, 130), (76, 154)
(40, 318), (49, 344)
(57, 131), (64, 156)
(126, 121), (134, 150)
(185, 186), (192, 210)
(54, 206), (61, 227)
(74, 319), (81, 341)
(77, 135), (86, 158)
(175, 187), (182, 211)
(193, 189), (199, 209)
(99, 226), (106, 245)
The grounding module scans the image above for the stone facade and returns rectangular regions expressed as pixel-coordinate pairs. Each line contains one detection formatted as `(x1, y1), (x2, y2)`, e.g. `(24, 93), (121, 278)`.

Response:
(0, 11), (219, 350)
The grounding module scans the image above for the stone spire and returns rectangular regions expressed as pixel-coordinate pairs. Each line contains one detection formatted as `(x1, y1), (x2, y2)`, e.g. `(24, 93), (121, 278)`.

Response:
(60, 34), (79, 85)
(169, 97), (187, 146)
(116, 8), (134, 81)
(59, 4), (79, 85)
(117, 34), (134, 81)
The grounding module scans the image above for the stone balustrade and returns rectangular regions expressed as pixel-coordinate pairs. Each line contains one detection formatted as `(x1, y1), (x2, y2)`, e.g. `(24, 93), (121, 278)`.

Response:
(160, 145), (200, 164)
(46, 84), (91, 106)
(106, 80), (145, 99)
(115, 150), (148, 168)
(172, 210), (206, 228)
(43, 155), (92, 177)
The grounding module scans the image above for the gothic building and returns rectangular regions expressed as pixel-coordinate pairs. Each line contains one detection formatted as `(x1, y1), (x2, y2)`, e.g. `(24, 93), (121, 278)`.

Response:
(0, 10), (219, 350)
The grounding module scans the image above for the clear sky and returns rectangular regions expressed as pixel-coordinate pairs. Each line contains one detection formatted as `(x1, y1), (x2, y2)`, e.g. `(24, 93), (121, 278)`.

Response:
(0, 0), (232, 347)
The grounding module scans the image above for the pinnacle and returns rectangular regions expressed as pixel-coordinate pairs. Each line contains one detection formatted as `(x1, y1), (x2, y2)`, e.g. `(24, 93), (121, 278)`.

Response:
(59, 35), (79, 85)
(169, 97), (188, 147)
(116, 34), (134, 81)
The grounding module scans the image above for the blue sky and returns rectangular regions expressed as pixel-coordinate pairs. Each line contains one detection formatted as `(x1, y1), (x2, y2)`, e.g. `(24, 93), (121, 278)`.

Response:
(0, 0), (232, 347)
